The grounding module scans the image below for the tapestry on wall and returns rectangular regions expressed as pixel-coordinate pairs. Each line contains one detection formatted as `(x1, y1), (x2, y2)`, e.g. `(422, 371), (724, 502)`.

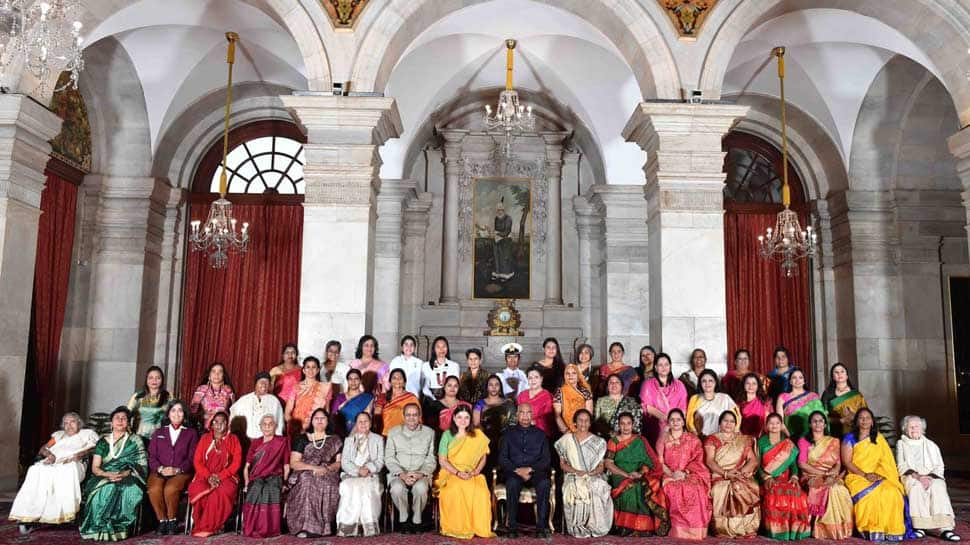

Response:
(473, 177), (531, 300)
(48, 71), (92, 172)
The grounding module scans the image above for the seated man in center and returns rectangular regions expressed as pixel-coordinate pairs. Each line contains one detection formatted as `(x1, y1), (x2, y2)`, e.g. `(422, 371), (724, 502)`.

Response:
(385, 402), (436, 533)
(497, 403), (552, 538)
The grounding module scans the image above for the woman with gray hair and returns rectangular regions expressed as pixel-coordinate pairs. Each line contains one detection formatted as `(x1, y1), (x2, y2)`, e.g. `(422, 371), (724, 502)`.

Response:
(896, 415), (960, 541)
(9, 412), (99, 534)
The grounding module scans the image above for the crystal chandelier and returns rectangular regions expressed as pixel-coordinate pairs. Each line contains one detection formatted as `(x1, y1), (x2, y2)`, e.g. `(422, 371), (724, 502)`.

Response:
(189, 32), (249, 269)
(0, 0), (84, 93)
(483, 39), (535, 156)
(757, 46), (817, 277)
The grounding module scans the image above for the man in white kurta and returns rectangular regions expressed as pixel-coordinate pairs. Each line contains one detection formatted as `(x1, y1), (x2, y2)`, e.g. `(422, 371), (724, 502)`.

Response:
(229, 372), (285, 439)
(896, 415), (959, 540)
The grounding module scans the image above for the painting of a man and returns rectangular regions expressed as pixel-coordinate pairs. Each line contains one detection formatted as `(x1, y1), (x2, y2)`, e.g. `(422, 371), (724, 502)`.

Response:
(473, 178), (530, 299)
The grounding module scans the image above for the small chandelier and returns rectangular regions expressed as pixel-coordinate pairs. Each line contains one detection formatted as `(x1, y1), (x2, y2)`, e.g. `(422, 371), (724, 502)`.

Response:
(483, 39), (535, 156)
(758, 46), (817, 277)
(190, 32), (249, 269)
(0, 0), (84, 93)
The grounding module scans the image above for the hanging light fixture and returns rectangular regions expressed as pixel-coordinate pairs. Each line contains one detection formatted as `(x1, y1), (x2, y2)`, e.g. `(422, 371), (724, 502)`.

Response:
(483, 39), (535, 156)
(189, 32), (249, 269)
(758, 46), (817, 277)
(0, 0), (85, 93)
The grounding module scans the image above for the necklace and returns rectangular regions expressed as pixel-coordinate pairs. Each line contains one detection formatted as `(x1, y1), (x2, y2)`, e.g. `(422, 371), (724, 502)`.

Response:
(310, 433), (327, 449)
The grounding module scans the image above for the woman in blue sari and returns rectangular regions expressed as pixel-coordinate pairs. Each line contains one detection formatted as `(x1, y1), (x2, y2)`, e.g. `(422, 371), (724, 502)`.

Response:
(333, 369), (374, 435)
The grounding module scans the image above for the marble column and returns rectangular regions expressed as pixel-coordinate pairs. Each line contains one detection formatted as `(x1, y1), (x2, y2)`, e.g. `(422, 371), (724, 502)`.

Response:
(84, 175), (170, 412)
(623, 102), (748, 372)
(152, 188), (186, 379)
(439, 130), (467, 304)
(373, 178), (416, 351)
(948, 127), (970, 259)
(280, 95), (402, 359)
(400, 192), (433, 338)
(573, 194), (605, 354)
(0, 94), (61, 490)
(542, 132), (567, 305)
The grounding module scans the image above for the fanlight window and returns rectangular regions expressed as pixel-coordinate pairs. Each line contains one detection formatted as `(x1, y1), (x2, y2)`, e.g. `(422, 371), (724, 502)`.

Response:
(209, 136), (305, 195)
(723, 147), (783, 204)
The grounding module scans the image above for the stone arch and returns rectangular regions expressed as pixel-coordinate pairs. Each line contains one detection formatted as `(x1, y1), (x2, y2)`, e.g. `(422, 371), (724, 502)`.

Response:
(350, 0), (681, 99)
(79, 36), (152, 176)
(698, 0), (970, 125)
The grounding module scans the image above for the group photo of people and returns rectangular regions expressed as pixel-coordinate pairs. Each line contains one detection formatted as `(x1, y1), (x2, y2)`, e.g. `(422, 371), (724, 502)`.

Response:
(6, 335), (963, 543)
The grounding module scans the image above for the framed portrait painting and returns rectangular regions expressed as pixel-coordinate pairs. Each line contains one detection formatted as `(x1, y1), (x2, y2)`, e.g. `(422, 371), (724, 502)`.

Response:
(473, 177), (531, 299)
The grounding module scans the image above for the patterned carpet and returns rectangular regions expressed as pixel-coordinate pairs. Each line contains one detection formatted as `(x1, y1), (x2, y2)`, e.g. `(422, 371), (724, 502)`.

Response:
(1, 478), (969, 544)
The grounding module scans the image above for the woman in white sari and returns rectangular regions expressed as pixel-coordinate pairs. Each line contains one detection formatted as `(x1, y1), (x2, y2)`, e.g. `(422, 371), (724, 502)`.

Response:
(9, 412), (99, 534)
(555, 409), (613, 538)
(336, 411), (385, 536)
(896, 415), (960, 542)
(686, 370), (740, 438)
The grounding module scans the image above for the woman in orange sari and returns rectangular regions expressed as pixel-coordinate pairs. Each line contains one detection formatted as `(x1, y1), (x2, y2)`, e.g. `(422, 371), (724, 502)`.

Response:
(285, 357), (333, 438)
(704, 410), (761, 537)
(797, 410), (853, 539)
(554, 364), (594, 433)
(374, 368), (419, 436)
(758, 413), (811, 540)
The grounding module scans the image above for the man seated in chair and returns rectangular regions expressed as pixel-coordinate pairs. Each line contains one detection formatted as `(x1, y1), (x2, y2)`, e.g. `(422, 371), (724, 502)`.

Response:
(385, 403), (437, 533)
(497, 403), (552, 538)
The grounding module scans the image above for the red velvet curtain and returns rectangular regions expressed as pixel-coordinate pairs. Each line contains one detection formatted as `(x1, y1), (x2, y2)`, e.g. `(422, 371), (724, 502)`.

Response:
(24, 171), (78, 454)
(180, 203), (302, 400)
(724, 209), (812, 382)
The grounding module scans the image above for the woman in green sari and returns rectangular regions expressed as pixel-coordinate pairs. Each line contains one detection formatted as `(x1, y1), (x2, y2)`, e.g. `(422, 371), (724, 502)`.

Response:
(775, 368), (825, 439)
(79, 406), (149, 541)
(603, 412), (670, 537)
(820, 363), (868, 438)
(758, 413), (811, 540)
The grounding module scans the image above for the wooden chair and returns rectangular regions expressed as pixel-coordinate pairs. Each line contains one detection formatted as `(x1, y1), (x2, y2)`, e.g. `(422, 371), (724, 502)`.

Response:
(491, 468), (556, 533)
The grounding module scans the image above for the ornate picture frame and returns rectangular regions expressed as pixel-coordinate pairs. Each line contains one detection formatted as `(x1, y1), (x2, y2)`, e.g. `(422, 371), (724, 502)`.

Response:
(472, 177), (532, 299)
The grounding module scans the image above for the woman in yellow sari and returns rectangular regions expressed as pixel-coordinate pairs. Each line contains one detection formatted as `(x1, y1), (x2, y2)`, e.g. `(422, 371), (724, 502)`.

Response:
(435, 405), (493, 539)
(374, 368), (419, 436)
(842, 408), (906, 541)
(704, 410), (760, 537)
(797, 410), (853, 539)
(554, 364), (594, 433)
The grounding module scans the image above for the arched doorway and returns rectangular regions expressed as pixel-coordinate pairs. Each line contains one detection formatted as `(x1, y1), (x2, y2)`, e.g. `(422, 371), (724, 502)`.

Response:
(179, 120), (306, 401)
(723, 132), (812, 382)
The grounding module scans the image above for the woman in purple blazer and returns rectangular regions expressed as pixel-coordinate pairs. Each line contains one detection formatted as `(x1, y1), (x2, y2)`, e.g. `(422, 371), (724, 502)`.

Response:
(147, 400), (199, 535)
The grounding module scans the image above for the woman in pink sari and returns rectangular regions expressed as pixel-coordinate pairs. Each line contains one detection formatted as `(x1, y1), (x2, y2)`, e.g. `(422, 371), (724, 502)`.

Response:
(242, 415), (290, 537)
(348, 335), (390, 395)
(737, 372), (771, 436)
(639, 352), (687, 446)
(425, 375), (472, 431)
(269, 343), (302, 403)
(656, 408), (712, 540)
(517, 366), (555, 437)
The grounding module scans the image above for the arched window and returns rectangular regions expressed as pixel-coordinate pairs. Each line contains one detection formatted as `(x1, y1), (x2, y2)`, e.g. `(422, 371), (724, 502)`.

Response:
(723, 132), (805, 209)
(191, 120), (306, 201)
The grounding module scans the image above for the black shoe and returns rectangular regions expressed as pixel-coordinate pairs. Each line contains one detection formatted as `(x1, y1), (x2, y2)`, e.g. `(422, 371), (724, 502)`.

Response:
(399, 521), (413, 534)
(536, 529), (551, 539)
(160, 520), (173, 535)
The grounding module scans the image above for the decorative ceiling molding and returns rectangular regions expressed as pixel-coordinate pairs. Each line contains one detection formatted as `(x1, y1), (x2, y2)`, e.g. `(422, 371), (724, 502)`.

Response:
(321, 0), (369, 29)
(659, 0), (718, 39)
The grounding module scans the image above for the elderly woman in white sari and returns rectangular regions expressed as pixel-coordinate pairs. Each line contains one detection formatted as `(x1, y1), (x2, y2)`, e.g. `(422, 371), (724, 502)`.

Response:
(9, 412), (99, 534)
(336, 411), (385, 536)
(555, 409), (613, 537)
(896, 415), (960, 542)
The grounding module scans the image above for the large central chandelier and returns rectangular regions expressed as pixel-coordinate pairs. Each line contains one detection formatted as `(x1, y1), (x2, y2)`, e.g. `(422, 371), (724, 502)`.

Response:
(757, 46), (817, 277)
(189, 32), (249, 269)
(483, 39), (535, 156)
(0, 0), (84, 92)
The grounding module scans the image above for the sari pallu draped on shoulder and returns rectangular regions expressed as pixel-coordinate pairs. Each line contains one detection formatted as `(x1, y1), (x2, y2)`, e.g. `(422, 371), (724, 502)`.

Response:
(290, 381), (332, 438)
(758, 436), (811, 540)
(10, 428), (99, 525)
(435, 431), (493, 539)
(555, 433), (613, 537)
(337, 392), (374, 434)
(79, 433), (149, 542)
(706, 433), (761, 538)
(824, 390), (867, 438)
(556, 383), (593, 433)
(242, 435), (288, 538)
(659, 431), (711, 540)
(377, 391), (419, 436)
(844, 433), (908, 541)
(639, 378), (687, 446)
(606, 435), (669, 535)
(797, 436), (853, 540)
(187, 432), (242, 537)
(781, 391), (825, 439)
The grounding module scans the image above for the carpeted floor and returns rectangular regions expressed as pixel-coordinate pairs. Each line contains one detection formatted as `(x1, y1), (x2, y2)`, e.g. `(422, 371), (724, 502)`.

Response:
(2, 477), (969, 544)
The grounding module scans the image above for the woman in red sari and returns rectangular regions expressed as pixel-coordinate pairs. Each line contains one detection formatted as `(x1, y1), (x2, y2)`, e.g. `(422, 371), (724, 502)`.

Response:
(758, 413), (811, 540)
(517, 366), (555, 437)
(424, 375), (472, 431)
(242, 414), (290, 537)
(738, 372), (771, 436)
(657, 408), (711, 540)
(188, 412), (242, 538)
